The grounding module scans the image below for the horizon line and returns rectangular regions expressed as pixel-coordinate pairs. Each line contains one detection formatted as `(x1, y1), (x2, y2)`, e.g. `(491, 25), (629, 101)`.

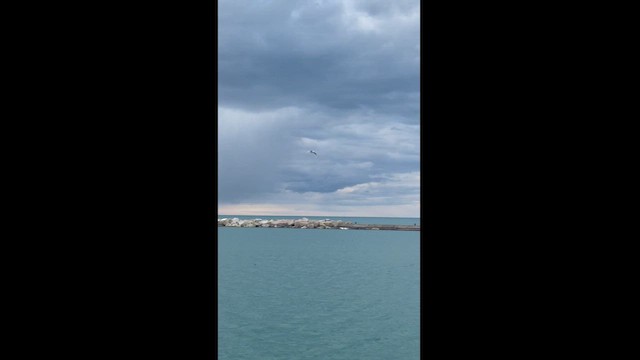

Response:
(218, 214), (420, 219)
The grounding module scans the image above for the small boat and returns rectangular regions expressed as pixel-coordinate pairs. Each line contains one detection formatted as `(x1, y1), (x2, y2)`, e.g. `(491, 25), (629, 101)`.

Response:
(339, 227), (348, 230)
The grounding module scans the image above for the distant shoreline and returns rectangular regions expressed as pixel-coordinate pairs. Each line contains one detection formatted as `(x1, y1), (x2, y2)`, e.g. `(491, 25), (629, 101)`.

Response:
(218, 217), (420, 231)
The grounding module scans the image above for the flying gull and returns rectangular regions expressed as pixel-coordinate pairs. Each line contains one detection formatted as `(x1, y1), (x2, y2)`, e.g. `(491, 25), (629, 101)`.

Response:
(309, 150), (317, 156)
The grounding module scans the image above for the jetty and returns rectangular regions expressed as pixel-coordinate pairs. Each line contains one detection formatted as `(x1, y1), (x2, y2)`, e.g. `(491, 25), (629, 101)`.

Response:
(218, 218), (420, 231)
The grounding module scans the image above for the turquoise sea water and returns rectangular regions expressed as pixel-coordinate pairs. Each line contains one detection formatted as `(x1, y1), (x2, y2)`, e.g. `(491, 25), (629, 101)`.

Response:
(218, 224), (420, 360)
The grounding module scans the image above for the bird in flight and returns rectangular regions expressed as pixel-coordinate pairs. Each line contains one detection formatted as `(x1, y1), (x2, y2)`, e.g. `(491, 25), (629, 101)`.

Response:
(309, 150), (317, 156)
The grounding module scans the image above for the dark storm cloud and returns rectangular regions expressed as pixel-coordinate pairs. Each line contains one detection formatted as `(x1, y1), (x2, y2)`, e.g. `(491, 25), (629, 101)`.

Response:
(219, 0), (420, 118)
(218, 0), (420, 216)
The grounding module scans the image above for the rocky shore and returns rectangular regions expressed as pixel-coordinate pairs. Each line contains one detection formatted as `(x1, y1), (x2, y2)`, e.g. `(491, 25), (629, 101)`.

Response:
(218, 218), (420, 231)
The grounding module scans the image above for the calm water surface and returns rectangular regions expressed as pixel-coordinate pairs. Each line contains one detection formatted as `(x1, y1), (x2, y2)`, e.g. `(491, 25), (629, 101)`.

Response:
(218, 226), (420, 360)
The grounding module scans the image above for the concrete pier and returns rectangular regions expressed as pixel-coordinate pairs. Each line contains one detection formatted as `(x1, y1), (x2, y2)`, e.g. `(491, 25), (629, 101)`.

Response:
(218, 218), (420, 231)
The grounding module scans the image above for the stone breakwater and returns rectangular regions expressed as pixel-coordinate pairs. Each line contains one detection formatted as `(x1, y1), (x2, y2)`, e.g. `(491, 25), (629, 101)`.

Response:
(218, 218), (420, 231)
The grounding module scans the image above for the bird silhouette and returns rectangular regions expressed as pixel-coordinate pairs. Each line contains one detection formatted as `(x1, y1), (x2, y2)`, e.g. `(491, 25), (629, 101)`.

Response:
(309, 150), (317, 156)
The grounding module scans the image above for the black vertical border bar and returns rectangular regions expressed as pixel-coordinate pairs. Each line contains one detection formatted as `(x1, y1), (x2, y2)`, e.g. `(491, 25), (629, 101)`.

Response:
(211, 0), (219, 358)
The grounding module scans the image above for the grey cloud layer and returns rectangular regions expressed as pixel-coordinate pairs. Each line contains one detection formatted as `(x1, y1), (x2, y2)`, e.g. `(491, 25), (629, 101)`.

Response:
(218, 0), (420, 216)
(219, 0), (420, 117)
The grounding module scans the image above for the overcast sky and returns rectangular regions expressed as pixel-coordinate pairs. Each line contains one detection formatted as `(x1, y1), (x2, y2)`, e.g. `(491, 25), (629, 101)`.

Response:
(218, 0), (420, 218)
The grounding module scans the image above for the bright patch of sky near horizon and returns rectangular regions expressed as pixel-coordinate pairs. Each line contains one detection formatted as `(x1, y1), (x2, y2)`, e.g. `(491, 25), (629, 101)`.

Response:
(218, 0), (420, 217)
